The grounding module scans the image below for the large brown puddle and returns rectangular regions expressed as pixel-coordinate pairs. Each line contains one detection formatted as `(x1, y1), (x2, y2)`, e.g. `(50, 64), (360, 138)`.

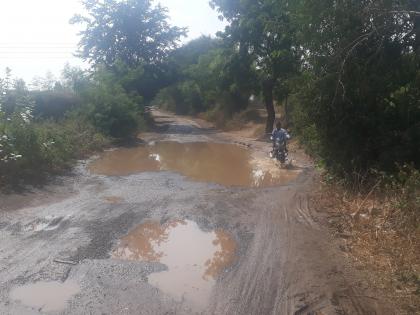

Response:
(89, 141), (298, 187)
(10, 281), (80, 312)
(112, 220), (236, 310)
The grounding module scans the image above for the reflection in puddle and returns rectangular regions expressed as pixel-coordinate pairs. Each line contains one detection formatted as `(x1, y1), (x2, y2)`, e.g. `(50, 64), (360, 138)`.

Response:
(89, 141), (299, 187)
(112, 220), (236, 310)
(10, 281), (80, 312)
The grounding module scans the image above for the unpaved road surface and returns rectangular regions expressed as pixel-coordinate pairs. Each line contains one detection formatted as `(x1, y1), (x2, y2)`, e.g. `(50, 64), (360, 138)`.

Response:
(0, 110), (392, 314)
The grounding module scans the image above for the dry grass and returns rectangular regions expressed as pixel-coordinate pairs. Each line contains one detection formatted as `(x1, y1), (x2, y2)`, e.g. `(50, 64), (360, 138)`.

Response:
(312, 175), (420, 314)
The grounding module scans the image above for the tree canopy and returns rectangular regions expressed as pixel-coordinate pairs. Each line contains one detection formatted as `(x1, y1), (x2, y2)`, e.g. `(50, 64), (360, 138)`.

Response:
(289, 0), (420, 175)
(211, 0), (300, 132)
(71, 0), (186, 66)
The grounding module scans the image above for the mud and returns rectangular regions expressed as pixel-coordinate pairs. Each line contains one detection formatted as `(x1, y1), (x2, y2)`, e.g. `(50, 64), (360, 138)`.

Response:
(89, 141), (299, 188)
(103, 196), (124, 204)
(113, 219), (236, 310)
(10, 281), (80, 312)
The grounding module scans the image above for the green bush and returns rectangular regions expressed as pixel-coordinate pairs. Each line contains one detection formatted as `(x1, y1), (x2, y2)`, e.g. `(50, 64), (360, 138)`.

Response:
(152, 38), (256, 117)
(0, 107), (108, 187)
(154, 81), (204, 115)
(288, 2), (420, 179)
(153, 84), (187, 114)
(82, 68), (145, 139)
(289, 78), (323, 158)
(32, 91), (81, 120)
(0, 65), (148, 188)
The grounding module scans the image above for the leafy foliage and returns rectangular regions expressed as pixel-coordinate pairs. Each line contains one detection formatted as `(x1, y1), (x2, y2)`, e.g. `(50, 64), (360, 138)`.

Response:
(81, 66), (145, 138)
(71, 0), (186, 66)
(32, 91), (81, 120)
(290, 0), (420, 176)
(0, 76), (108, 186)
(211, 0), (300, 132)
(153, 36), (257, 117)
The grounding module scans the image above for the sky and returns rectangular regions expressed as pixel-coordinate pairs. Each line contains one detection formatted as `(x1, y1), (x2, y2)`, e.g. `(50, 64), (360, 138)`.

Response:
(0, 0), (226, 83)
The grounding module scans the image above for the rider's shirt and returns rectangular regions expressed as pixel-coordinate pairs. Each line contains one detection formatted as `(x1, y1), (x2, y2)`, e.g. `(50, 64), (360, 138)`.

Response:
(272, 128), (290, 144)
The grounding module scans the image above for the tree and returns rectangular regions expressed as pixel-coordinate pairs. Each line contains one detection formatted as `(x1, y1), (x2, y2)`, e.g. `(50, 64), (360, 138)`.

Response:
(211, 0), (300, 133)
(169, 36), (221, 69)
(153, 36), (257, 117)
(30, 71), (57, 91)
(13, 79), (28, 93)
(61, 63), (90, 93)
(0, 67), (13, 95)
(71, 0), (186, 67)
(291, 0), (420, 175)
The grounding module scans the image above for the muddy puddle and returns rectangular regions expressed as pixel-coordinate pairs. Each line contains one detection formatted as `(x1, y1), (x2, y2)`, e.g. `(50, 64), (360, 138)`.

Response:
(10, 280), (80, 312)
(112, 220), (236, 310)
(89, 141), (299, 187)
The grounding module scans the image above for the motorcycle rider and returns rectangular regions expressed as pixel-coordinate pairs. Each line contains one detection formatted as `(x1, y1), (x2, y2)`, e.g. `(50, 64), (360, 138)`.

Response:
(271, 121), (290, 156)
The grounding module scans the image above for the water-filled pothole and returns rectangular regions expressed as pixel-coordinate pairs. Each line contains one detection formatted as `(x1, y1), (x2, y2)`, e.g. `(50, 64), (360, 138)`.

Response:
(112, 220), (236, 310)
(89, 141), (298, 187)
(10, 281), (80, 312)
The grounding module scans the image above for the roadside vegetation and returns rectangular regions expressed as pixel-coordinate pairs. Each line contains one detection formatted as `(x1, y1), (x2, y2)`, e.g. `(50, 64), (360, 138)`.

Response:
(0, 0), (184, 187)
(0, 67), (101, 187)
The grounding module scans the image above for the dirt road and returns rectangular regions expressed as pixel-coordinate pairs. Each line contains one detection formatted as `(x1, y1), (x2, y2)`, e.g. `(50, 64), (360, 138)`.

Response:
(0, 110), (392, 314)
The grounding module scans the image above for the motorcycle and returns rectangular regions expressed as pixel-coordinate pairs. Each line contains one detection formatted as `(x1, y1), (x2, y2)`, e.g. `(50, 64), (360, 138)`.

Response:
(270, 136), (288, 164)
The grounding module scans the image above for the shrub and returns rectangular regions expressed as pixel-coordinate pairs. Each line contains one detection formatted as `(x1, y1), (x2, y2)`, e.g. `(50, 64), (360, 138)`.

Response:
(32, 91), (81, 120)
(0, 106), (108, 187)
(82, 69), (145, 139)
(153, 84), (186, 114)
(0, 66), (146, 188)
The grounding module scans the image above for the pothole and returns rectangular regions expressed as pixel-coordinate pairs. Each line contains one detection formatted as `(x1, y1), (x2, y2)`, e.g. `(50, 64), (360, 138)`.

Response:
(10, 280), (80, 312)
(89, 141), (299, 187)
(112, 219), (236, 310)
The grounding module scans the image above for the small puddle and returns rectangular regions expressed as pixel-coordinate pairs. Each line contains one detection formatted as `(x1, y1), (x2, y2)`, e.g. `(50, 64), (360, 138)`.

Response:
(89, 141), (298, 187)
(10, 281), (80, 312)
(112, 220), (236, 310)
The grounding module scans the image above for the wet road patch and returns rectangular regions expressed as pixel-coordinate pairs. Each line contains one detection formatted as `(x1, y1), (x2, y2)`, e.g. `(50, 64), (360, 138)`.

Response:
(23, 215), (70, 232)
(10, 280), (80, 312)
(103, 196), (125, 204)
(112, 219), (236, 310)
(89, 141), (298, 187)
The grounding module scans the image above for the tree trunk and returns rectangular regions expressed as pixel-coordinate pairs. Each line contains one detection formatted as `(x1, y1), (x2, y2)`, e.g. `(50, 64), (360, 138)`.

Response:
(262, 79), (275, 135)
(284, 94), (289, 128)
(414, 15), (420, 53)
